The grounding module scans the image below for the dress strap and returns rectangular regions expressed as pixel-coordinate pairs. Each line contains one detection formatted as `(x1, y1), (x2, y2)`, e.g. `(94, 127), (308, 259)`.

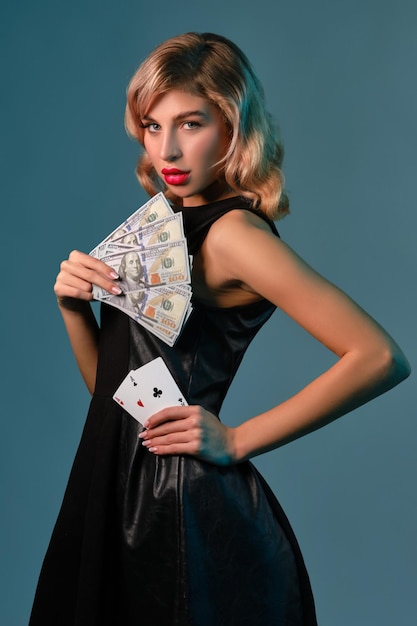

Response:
(173, 196), (279, 255)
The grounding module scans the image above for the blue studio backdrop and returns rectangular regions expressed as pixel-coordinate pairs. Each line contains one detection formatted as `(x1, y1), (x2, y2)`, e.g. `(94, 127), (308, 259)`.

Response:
(1, 1), (416, 625)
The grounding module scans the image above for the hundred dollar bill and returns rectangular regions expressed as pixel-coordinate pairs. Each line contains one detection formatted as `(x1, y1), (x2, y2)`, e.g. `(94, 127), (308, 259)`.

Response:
(107, 287), (191, 346)
(135, 284), (191, 333)
(90, 192), (173, 257)
(140, 240), (191, 287)
(111, 213), (185, 249)
(105, 296), (180, 345)
(88, 193), (192, 344)
(92, 241), (136, 261)
(98, 240), (191, 290)
(138, 318), (178, 346)
(136, 315), (180, 346)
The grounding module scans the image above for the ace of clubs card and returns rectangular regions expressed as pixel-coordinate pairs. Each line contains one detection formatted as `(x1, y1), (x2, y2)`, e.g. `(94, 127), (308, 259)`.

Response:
(113, 357), (188, 426)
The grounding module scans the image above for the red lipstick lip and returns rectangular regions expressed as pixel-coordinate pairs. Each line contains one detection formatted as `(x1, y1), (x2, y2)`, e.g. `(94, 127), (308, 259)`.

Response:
(161, 168), (189, 174)
(161, 168), (190, 186)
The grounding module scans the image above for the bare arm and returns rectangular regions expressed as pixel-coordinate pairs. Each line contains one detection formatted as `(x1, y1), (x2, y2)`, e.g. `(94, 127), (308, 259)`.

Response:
(218, 213), (410, 460)
(140, 211), (410, 464)
(54, 250), (122, 395)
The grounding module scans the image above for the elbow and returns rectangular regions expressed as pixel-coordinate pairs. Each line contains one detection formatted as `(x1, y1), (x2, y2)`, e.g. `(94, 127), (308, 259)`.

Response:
(392, 351), (411, 385)
(377, 344), (411, 389)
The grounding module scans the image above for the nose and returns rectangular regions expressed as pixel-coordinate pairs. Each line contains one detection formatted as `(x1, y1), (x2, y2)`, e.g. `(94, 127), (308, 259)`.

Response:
(160, 129), (182, 162)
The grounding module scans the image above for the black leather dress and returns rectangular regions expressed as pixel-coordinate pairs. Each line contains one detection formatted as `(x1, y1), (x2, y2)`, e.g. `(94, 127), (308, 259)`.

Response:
(30, 197), (317, 625)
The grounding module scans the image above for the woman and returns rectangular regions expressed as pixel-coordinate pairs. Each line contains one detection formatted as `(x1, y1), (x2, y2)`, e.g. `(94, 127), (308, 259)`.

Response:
(30, 32), (410, 625)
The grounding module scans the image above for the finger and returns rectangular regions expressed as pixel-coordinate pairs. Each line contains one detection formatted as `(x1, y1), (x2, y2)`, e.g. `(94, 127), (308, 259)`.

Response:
(55, 251), (122, 300)
(145, 405), (197, 428)
(141, 428), (198, 448)
(55, 274), (121, 300)
(68, 249), (118, 279)
(144, 440), (200, 457)
(140, 416), (199, 442)
(66, 250), (120, 288)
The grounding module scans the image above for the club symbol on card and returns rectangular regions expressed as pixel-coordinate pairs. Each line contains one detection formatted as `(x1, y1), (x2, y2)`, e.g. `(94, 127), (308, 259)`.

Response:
(153, 387), (162, 398)
(129, 375), (137, 387)
(178, 398), (185, 406)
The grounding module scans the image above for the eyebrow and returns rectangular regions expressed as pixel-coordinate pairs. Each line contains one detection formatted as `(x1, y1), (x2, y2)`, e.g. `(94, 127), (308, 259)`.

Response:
(141, 110), (209, 123)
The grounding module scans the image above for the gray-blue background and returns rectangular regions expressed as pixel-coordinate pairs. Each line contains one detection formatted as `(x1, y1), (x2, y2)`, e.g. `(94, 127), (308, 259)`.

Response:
(1, 1), (416, 624)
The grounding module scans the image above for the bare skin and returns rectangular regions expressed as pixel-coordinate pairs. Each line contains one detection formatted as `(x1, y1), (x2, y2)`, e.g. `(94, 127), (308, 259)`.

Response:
(55, 210), (410, 464)
(55, 251), (121, 394)
(54, 89), (410, 464)
(138, 210), (409, 463)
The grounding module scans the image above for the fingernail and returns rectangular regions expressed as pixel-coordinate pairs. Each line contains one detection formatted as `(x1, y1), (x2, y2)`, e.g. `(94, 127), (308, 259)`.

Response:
(148, 447), (157, 453)
(111, 286), (122, 295)
(110, 271), (119, 279)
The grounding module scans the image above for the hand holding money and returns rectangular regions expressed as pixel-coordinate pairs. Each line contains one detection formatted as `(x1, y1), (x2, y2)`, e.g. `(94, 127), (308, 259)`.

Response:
(89, 193), (193, 346)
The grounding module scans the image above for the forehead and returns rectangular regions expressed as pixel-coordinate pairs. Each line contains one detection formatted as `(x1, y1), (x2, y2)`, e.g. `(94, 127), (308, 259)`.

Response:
(143, 89), (218, 119)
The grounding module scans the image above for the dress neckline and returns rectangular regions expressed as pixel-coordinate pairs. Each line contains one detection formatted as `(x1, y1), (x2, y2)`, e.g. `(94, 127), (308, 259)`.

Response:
(172, 195), (253, 213)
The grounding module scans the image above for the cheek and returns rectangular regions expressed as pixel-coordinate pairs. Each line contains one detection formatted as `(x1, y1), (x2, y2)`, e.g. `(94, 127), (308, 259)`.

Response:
(212, 128), (230, 163)
(143, 136), (159, 161)
(143, 137), (153, 156)
(198, 134), (227, 168)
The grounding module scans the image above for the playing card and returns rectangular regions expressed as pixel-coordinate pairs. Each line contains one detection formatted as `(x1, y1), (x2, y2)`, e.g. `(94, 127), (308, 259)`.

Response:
(112, 370), (146, 420)
(113, 357), (188, 425)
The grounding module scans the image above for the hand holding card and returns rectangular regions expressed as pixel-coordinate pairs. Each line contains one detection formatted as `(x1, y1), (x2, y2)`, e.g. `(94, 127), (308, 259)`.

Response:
(113, 357), (188, 426)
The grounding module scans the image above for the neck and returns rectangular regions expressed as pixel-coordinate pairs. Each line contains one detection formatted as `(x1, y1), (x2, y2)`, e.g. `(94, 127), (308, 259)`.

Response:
(182, 180), (236, 207)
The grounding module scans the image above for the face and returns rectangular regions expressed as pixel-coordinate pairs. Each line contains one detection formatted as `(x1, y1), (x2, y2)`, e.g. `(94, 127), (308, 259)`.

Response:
(122, 252), (141, 281)
(123, 233), (137, 245)
(127, 291), (144, 305)
(141, 90), (231, 206)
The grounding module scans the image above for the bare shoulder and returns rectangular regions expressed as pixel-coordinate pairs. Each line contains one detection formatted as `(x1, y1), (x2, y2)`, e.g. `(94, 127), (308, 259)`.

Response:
(205, 208), (278, 258)
(200, 207), (292, 300)
(208, 208), (274, 238)
(202, 206), (332, 306)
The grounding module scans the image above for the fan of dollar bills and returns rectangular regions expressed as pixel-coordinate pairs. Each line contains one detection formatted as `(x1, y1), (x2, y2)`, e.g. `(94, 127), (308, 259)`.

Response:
(90, 193), (192, 346)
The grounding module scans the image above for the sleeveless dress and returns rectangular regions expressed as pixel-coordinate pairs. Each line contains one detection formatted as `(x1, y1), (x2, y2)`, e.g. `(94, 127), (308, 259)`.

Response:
(30, 197), (318, 626)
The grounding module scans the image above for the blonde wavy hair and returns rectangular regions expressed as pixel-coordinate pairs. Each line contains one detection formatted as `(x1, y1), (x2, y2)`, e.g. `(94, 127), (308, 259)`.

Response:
(125, 32), (289, 220)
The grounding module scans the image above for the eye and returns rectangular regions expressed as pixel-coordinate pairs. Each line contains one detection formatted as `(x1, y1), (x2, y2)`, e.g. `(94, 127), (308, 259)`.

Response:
(141, 122), (160, 133)
(183, 121), (201, 130)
